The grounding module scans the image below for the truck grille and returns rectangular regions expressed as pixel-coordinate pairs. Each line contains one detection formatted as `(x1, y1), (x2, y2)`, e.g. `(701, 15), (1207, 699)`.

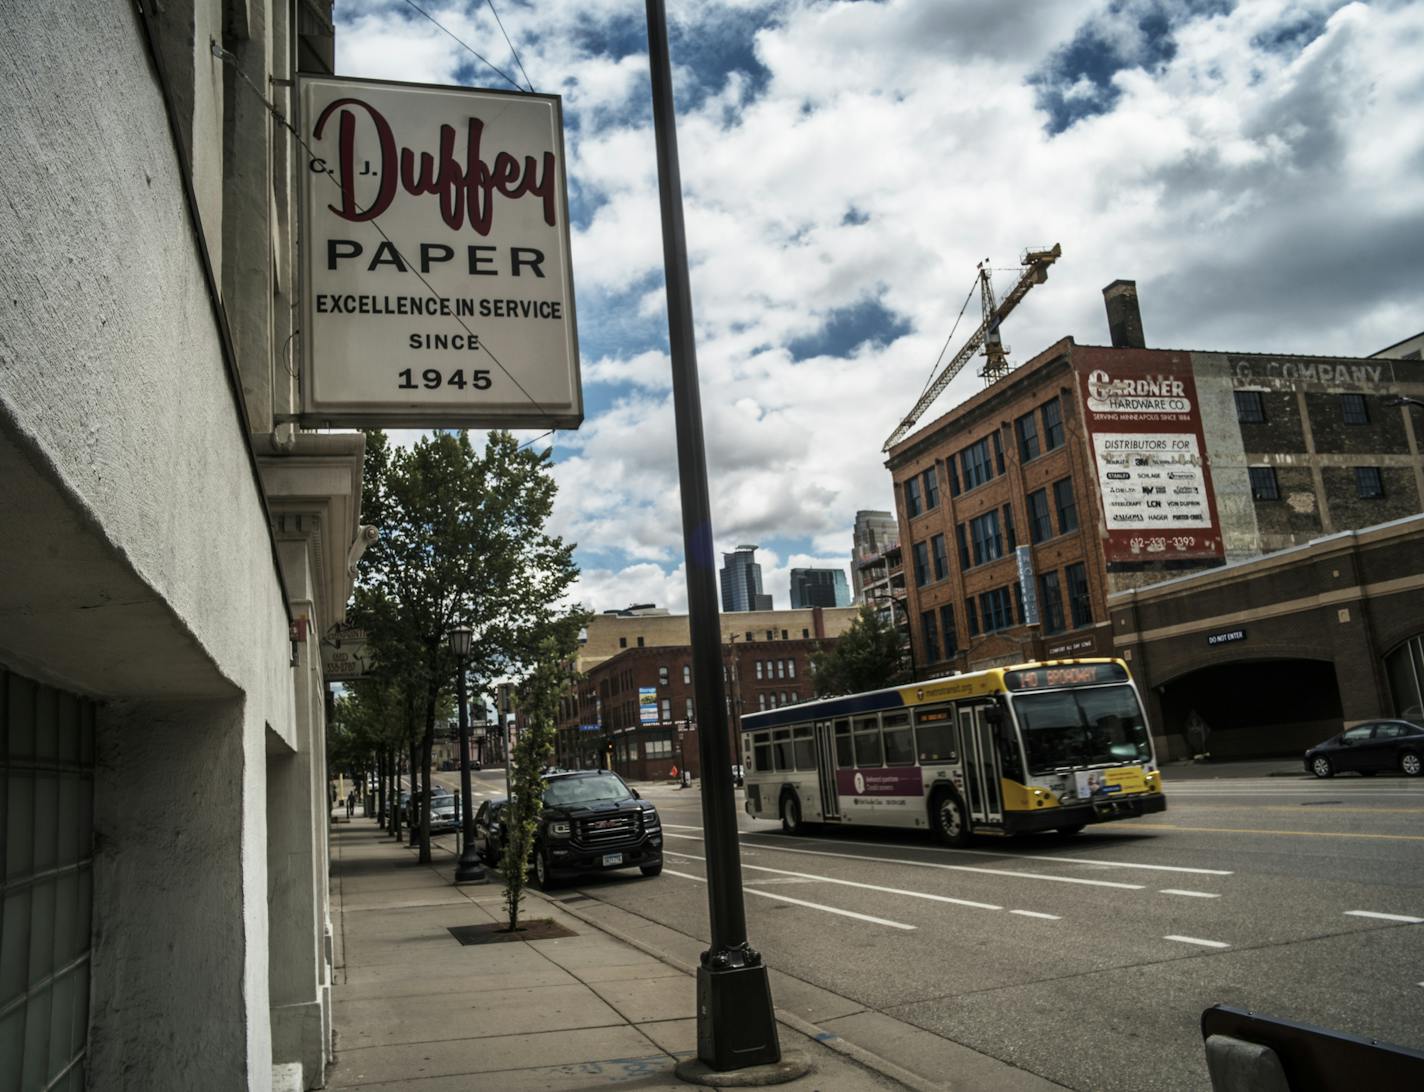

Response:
(572, 812), (639, 848)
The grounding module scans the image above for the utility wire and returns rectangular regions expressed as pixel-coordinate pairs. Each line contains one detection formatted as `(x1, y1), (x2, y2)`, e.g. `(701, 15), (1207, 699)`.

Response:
(400, 0), (528, 93)
(211, 40), (558, 428)
(484, 0), (535, 93)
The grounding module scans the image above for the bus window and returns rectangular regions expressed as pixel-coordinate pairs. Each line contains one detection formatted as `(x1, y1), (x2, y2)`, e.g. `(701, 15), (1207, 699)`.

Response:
(753, 732), (772, 772)
(773, 728), (793, 772)
(853, 716), (883, 767)
(792, 725), (815, 770)
(915, 705), (957, 763)
(834, 719), (853, 767)
(883, 713), (915, 766)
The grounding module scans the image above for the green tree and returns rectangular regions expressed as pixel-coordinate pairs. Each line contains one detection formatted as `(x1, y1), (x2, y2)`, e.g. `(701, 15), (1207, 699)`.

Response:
(352, 429), (584, 863)
(501, 637), (577, 930)
(809, 606), (910, 697)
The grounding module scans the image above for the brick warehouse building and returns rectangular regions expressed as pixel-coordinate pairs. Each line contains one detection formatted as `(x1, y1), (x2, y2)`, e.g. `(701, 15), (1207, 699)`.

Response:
(886, 282), (1424, 758)
(553, 607), (858, 777)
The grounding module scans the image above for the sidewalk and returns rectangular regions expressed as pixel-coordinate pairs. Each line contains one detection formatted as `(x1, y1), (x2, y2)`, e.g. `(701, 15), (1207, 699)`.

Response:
(1158, 756), (1307, 781)
(326, 820), (1062, 1091)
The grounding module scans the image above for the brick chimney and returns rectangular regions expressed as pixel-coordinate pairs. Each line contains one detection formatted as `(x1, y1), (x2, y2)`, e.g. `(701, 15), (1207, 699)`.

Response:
(1103, 279), (1146, 349)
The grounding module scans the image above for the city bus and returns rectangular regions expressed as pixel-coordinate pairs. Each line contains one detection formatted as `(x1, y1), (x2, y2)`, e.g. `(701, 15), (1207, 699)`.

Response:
(739, 659), (1165, 845)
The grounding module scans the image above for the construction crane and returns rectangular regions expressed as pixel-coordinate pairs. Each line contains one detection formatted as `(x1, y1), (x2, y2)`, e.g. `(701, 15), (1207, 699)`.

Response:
(882, 243), (1061, 452)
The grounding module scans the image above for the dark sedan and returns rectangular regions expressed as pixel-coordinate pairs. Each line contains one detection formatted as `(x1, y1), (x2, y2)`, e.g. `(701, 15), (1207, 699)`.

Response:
(1305, 720), (1424, 778)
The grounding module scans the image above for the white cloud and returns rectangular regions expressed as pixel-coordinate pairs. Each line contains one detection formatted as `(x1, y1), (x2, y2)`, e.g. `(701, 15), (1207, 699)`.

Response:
(336, 0), (1423, 613)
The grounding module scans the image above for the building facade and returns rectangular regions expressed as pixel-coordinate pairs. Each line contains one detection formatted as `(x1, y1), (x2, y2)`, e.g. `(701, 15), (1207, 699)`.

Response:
(718, 544), (774, 611)
(789, 567), (851, 608)
(886, 284), (1424, 756)
(851, 509), (900, 602)
(2, 3), (355, 1088)
(556, 607), (860, 773)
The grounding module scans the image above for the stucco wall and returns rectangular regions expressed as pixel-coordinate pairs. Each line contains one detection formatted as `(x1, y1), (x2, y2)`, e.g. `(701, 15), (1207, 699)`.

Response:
(1, 1), (296, 1083)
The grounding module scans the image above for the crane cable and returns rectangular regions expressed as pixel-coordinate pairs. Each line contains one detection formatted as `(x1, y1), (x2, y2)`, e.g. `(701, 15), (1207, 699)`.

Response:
(912, 276), (981, 406)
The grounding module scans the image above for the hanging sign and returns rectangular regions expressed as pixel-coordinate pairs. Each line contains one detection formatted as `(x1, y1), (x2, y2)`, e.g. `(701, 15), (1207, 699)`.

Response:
(321, 622), (373, 681)
(298, 76), (582, 428)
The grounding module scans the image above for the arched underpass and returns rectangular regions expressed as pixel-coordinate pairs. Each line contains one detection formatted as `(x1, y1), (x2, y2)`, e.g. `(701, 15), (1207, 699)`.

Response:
(1158, 658), (1343, 759)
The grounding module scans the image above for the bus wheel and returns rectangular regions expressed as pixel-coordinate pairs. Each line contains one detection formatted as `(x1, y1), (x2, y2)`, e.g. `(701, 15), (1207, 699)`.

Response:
(931, 790), (971, 848)
(780, 792), (803, 834)
(1055, 824), (1086, 837)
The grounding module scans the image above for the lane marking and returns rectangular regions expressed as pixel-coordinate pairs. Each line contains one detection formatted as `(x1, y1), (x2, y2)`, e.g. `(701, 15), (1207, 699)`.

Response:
(742, 829), (1232, 876)
(1147, 825), (1424, 842)
(1164, 935), (1230, 949)
(1189, 804), (1424, 815)
(662, 868), (916, 930)
(1010, 909), (1061, 920)
(725, 837), (1146, 890)
(668, 847), (1005, 911)
(1160, 889), (1221, 899)
(1344, 910), (1424, 924)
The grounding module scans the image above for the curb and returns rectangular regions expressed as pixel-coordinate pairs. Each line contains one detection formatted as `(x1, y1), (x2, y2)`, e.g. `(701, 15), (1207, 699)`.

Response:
(536, 890), (943, 1092)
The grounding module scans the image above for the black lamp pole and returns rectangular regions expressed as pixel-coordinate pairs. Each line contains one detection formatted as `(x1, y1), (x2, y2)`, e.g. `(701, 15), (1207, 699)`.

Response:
(449, 625), (486, 884)
(645, 0), (780, 1071)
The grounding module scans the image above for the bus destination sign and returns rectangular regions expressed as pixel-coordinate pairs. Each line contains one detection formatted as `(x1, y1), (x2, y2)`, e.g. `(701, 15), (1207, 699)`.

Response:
(1005, 663), (1128, 691)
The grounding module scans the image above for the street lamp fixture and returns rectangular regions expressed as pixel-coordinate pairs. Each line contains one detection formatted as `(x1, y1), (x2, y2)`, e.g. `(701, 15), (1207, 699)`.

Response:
(448, 624), (486, 884)
(1385, 396), (1424, 410)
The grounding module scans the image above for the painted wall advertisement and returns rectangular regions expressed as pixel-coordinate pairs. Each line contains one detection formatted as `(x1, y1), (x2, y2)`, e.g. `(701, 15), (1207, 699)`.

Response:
(1076, 350), (1223, 563)
(298, 76), (581, 427)
(638, 687), (659, 725)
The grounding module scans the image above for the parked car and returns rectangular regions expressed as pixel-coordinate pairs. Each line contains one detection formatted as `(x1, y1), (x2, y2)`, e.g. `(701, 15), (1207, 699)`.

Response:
(531, 770), (662, 889)
(473, 772), (664, 888)
(427, 793), (459, 834)
(1305, 720), (1424, 778)
(473, 798), (510, 866)
(402, 787), (453, 828)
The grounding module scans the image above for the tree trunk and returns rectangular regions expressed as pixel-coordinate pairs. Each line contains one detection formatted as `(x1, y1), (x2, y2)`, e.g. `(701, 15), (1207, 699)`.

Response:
(418, 681), (438, 865)
(375, 751), (386, 825)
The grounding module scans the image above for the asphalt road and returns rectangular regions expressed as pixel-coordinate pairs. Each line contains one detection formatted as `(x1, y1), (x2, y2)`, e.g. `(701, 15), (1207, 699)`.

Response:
(484, 771), (1424, 1092)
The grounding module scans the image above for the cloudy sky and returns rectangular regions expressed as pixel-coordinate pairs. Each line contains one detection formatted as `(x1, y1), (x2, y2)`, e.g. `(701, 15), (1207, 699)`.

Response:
(333, 0), (1423, 614)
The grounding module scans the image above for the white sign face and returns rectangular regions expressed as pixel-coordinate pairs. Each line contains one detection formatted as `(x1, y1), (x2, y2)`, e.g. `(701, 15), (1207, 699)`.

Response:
(1092, 432), (1212, 538)
(298, 77), (581, 428)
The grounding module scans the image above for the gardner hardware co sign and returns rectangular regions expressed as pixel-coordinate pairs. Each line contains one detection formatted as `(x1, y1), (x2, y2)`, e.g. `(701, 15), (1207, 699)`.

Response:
(298, 76), (582, 428)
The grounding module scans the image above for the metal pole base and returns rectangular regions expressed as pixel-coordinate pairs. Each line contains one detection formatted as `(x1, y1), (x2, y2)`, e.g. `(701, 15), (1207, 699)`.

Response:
(695, 958), (780, 1071)
(454, 845), (487, 884)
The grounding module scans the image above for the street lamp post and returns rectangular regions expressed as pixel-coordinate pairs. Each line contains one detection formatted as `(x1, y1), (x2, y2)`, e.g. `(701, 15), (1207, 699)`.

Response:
(448, 625), (486, 884)
(645, 1), (784, 1075)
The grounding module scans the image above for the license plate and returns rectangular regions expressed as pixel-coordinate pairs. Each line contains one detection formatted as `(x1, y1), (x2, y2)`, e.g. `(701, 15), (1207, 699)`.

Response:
(602, 852), (623, 867)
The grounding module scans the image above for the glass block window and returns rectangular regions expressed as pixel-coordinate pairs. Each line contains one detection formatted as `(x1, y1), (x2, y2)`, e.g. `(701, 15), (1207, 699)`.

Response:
(1355, 466), (1384, 499)
(1249, 466), (1279, 501)
(1340, 394), (1369, 425)
(1, 668), (96, 1092)
(1235, 390), (1266, 423)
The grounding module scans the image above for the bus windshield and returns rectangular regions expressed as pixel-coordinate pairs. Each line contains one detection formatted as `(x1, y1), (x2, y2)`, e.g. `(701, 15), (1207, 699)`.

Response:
(1012, 684), (1151, 775)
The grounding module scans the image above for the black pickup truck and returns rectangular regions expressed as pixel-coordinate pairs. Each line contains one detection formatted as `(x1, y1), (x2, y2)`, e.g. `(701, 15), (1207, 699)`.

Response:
(534, 770), (663, 888)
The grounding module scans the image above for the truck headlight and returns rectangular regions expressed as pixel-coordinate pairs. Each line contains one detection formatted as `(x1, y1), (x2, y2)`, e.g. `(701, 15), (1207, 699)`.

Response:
(549, 821), (571, 838)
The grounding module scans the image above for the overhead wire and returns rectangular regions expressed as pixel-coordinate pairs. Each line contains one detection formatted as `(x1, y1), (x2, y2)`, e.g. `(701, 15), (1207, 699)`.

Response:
(399, 0), (529, 93)
(484, 0), (535, 92)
